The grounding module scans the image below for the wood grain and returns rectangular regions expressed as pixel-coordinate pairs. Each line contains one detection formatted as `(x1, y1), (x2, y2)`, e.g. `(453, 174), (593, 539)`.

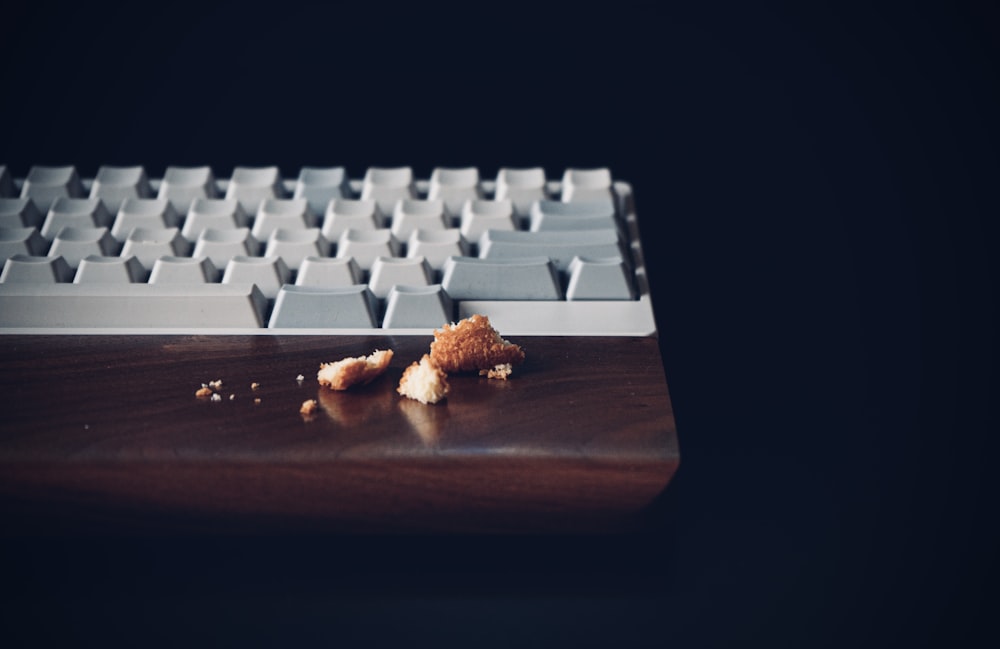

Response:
(0, 334), (678, 533)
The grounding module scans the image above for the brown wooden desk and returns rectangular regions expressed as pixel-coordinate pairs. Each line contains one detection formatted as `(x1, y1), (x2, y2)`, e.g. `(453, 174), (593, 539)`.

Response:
(0, 334), (678, 534)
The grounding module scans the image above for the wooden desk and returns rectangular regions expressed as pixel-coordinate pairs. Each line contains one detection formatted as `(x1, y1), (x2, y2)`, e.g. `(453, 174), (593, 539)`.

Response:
(0, 334), (678, 533)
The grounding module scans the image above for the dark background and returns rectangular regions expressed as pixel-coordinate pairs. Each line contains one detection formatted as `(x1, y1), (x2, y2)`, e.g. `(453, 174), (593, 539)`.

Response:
(2, 1), (997, 646)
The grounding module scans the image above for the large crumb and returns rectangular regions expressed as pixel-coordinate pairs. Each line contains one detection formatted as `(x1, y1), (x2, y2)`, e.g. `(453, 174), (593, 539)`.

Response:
(430, 314), (524, 376)
(300, 399), (318, 415)
(397, 354), (450, 404)
(317, 349), (394, 390)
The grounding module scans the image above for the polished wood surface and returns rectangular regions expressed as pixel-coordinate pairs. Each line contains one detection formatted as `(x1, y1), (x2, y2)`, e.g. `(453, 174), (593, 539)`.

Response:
(0, 334), (678, 533)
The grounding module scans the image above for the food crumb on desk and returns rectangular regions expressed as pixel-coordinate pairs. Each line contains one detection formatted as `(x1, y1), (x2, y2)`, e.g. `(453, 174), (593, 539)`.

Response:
(195, 386), (213, 398)
(317, 349), (394, 391)
(251, 382), (260, 390)
(210, 393), (221, 402)
(300, 399), (318, 417)
(397, 354), (449, 404)
(430, 314), (524, 377)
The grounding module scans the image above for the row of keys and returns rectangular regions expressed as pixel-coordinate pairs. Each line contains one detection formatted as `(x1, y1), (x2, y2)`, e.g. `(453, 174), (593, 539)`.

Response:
(0, 165), (615, 218)
(0, 252), (634, 302)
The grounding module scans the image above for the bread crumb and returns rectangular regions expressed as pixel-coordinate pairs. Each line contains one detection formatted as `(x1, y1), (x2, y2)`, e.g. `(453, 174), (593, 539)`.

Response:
(229, 394), (236, 401)
(300, 399), (318, 415)
(296, 374), (305, 383)
(251, 382), (260, 390)
(318, 349), (394, 391)
(208, 379), (223, 390)
(195, 386), (213, 398)
(430, 314), (524, 376)
(254, 397), (262, 405)
(397, 354), (450, 404)
(479, 363), (513, 380)
(210, 393), (222, 402)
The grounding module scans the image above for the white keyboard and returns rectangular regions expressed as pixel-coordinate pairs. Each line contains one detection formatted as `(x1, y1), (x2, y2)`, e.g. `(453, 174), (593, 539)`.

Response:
(0, 165), (656, 336)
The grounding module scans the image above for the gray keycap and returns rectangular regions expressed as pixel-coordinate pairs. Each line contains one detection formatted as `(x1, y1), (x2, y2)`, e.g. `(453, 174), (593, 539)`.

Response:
(368, 256), (432, 298)
(407, 229), (469, 269)
(459, 199), (516, 244)
(382, 284), (453, 328)
(110, 198), (181, 241)
(251, 198), (314, 241)
(267, 284), (378, 328)
(192, 228), (258, 269)
(73, 255), (147, 283)
(263, 228), (331, 271)
(361, 167), (416, 216)
(428, 167), (482, 219)
(295, 256), (362, 287)
(561, 168), (615, 209)
(336, 228), (401, 271)
(157, 166), (219, 215)
(21, 166), (85, 213)
(321, 199), (382, 241)
(149, 256), (219, 283)
(0, 227), (48, 263)
(226, 166), (286, 215)
(294, 167), (352, 215)
(0, 166), (14, 197)
(40, 198), (113, 240)
(221, 255), (291, 300)
(478, 228), (622, 272)
(48, 227), (119, 267)
(566, 255), (635, 300)
(120, 227), (191, 269)
(495, 167), (547, 218)
(0, 254), (74, 283)
(441, 256), (562, 300)
(90, 166), (153, 214)
(389, 199), (447, 241)
(0, 283), (267, 328)
(180, 198), (248, 241)
(528, 200), (617, 232)
(0, 198), (44, 229)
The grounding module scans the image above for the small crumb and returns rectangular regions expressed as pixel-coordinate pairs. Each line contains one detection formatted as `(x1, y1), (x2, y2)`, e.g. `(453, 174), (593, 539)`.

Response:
(300, 399), (318, 417)
(210, 393), (222, 402)
(251, 382), (260, 390)
(479, 363), (513, 380)
(195, 386), (213, 398)
(254, 397), (262, 405)
(296, 374), (305, 383)
(209, 379), (223, 390)
(229, 394), (236, 401)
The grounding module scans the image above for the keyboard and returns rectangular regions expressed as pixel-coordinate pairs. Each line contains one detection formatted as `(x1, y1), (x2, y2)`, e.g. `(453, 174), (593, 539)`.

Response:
(0, 164), (678, 533)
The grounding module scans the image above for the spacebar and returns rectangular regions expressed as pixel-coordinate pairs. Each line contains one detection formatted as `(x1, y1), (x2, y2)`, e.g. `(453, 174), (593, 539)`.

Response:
(0, 284), (268, 328)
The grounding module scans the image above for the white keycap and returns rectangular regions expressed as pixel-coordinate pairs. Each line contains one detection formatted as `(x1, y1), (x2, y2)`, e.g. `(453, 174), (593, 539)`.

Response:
(48, 227), (119, 267)
(221, 255), (291, 300)
(495, 167), (547, 218)
(110, 198), (181, 241)
(390, 199), (447, 241)
(73, 255), (147, 284)
(192, 228), (259, 269)
(441, 256), (562, 300)
(158, 166), (219, 215)
(561, 168), (614, 209)
(250, 198), (314, 241)
(368, 256), (432, 298)
(120, 227), (191, 269)
(478, 228), (622, 272)
(321, 199), (382, 241)
(361, 167), (416, 216)
(528, 200), (618, 232)
(267, 285), (378, 328)
(566, 255), (635, 300)
(428, 167), (482, 219)
(336, 228), (401, 271)
(0, 227), (47, 263)
(1, 254), (77, 283)
(263, 228), (331, 270)
(40, 198), (113, 240)
(383, 285), (453, 328)
(0, 198), (44, 229)
(459, 199), (516, 244)
(21, 166), (85, 213)
(90, 166), (153, 214)
(180, 198), (248, 241)
(407, 228), (469, 269)
(226, 166), (286, 215)
(149, 256), (219, 283)
(295, 256), (362, 287)
(294, 167), (352, 215)
(0, 165), (14, 197)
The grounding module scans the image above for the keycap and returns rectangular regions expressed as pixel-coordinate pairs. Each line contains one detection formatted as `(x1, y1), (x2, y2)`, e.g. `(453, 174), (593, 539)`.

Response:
(267, 284), (378, 328)
(528, 200), (617, 232)
(566, 255), (635, 300)
(454, 298), (657, 336)
(361, 167), (416, 216)
(336, 228), (401, 270)
(295, 256), (362, 287)
(561, 168), (615, 209)
(0, 198), (44, 229)
(110, 198), (181, 241)
(495, 167), (547, 218)
(192, 228), (259, 269)
(73, 255), (147, 283)
(250, 198), (314, 241)
(120, 227), (191, 269)
(441, 256), (562, 300)
(478, 228), (622, 272)
(390, 199), (447, 241)
(321, 199), (382, 241)
(90, 165), (153, 214)
(382, 284), (454, 328)
(148, 256), (219, 283)
(262, 228), (331, 270)
(180, 198), (248, 241)
(158, 166), (219, 214)
(368, 256), (432, 298)
(40, 197), (113, 240)
(0, 227), (47, 264)
(0, 254), (74, 283)
(428, 167), (482, 219)
(0, 166), (14, 197)
(293, 166), (352, 215)
(459, 199), (516, 244)
(48, 227), (119, 267)
(226, 166), (286, 215)
(20, 166), (85, 213)
(407, 229), (469, 269)
(0, 283), (268, 328)
(221, 256), (291, 300)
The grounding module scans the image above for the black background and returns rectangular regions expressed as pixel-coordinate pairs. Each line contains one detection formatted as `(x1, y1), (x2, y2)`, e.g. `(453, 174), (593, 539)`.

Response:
(2, 1), (997, 646)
